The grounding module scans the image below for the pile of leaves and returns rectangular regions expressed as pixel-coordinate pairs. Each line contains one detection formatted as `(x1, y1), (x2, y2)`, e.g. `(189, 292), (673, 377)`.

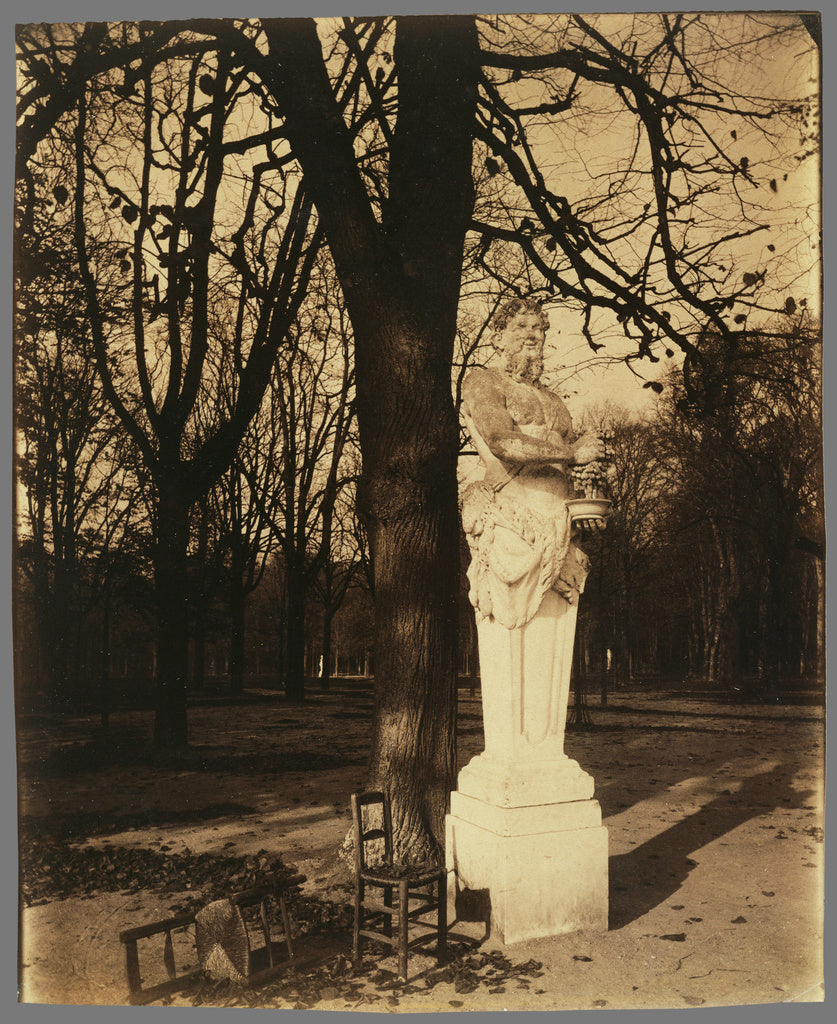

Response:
(19, 835), (302, 909)
(188, 944), (549, 1010)
(20, 825), (552, 1010)
(425, 949), (547, 999)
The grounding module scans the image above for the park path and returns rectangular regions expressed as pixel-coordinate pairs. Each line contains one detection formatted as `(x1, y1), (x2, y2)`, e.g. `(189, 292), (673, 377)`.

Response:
(18, 689), (824, 1010)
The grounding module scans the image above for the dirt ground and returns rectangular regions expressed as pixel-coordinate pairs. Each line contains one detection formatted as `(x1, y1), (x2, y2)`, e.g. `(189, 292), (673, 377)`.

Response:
(16, 684), (825, 1012)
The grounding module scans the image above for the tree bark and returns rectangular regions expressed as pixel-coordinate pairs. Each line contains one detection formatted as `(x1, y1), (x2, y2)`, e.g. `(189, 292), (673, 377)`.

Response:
(153, 474), (191, 748)
(364, 376), (461, 859)
(258, 15), (479, 858)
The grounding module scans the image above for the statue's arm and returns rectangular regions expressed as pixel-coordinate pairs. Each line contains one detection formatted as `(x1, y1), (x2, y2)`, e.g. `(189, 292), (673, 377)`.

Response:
(571, 431), (606, 466)
(462, 369), (576, 465)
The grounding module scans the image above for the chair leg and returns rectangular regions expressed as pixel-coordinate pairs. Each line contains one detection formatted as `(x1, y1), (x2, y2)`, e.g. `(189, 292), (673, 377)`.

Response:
(124, 938), (141, 996)
(353, 879), (363, 967)
(383, 885), (393, 938)
(437, 875), (448, 962)
(279, 893), (295, 960)
(397, 879), (409, 982)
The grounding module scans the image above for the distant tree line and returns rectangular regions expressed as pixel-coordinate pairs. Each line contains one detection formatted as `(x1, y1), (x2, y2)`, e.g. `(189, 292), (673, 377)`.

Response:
(15, 233), (373, 713)
(15, 304), (823, 717)
(574, 320), (823, 699)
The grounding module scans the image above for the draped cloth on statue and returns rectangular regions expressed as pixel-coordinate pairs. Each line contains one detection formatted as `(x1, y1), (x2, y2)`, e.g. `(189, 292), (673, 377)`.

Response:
(461, 481), (590, 630)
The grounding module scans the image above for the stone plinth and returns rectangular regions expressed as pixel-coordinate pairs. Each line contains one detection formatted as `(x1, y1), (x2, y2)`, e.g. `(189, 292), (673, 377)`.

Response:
(445, 590), (609, 944)
(455, 751), (595, 807)
(446, 782), (609, 945)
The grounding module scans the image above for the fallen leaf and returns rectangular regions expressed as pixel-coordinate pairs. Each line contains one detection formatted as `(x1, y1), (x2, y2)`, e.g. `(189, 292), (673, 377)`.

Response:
(454, 974), (479, 994)
(660, 933), (687, 942)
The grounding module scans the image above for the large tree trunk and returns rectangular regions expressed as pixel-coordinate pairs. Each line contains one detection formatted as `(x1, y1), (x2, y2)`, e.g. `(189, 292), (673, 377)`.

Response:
(362, 351), (461, 860)
(153, 476), (191, 749)
(259, 15), (478, 859)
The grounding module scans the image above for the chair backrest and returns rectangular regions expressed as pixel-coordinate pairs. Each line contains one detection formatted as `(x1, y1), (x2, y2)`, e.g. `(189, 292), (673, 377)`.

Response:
(350, 791), (393, 872)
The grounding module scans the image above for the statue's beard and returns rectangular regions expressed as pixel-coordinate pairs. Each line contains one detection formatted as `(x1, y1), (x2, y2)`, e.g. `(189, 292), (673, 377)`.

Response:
(505, 351), (543, 384)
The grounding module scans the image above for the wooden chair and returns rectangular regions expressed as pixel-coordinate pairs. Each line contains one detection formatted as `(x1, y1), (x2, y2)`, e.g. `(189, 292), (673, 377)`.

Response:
(351, 791), (447, 981)
(119, 877), (303, 1005)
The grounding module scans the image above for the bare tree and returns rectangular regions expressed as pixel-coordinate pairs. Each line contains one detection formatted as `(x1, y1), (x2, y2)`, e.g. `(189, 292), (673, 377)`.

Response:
(14, 194), (143, 707)
(472, 14), (818, 382)
(573, 411), (671, 687)
(212, 452), (278, 695)
(16, 13), (818, 853)
(655, 317), (823, 690)
(311, 473), (366, 691)
(17, 26), (322, 747)
(246, 262), (356, 703)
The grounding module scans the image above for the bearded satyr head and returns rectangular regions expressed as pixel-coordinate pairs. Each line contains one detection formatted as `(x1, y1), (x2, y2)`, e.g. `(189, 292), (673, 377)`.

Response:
(491, 297), (550, 384)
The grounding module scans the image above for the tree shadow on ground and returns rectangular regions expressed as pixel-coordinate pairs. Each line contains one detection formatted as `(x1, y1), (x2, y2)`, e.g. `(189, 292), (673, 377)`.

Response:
(17, 699), (374, 778)
(578, 713), (821, 821)
(27, 737), (367, 777)
(608, 762), (816, 929)
(19, 802), (259, 842)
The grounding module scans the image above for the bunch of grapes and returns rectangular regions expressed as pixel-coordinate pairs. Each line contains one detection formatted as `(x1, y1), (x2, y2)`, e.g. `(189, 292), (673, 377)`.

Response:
(571, 461), (608, 499)
(571, 433), (613, 499)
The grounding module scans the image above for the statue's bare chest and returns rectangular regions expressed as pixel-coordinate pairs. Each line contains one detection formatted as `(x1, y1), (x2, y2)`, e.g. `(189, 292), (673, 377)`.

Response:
(505, 383), (546, 426)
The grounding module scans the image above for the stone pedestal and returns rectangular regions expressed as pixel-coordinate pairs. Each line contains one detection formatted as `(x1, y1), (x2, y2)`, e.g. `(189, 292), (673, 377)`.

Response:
(446, 590), (609, 944)
(446, 791), (608, 944)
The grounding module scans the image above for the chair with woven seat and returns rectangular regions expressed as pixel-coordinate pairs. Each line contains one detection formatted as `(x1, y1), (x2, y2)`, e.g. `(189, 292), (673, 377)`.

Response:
(351, 791), (447, 981)
(119, 878), (304, 1005)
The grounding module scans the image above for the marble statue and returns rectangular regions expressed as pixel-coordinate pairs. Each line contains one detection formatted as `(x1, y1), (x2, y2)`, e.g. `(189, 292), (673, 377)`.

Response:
(460, 297), (605, 629)
(446, 297), (610, 943)
(458, 297), (605, 768)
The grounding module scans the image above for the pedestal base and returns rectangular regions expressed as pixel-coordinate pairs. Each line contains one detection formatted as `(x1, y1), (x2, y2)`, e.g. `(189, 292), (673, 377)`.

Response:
(446, 790), (608, 945)
(456, 752), (595, 806)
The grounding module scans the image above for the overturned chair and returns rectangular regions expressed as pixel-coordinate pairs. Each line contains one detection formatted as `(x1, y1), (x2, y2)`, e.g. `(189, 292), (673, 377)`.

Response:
(351, 791), (447, 981)
(119, 875), (304, 1005)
